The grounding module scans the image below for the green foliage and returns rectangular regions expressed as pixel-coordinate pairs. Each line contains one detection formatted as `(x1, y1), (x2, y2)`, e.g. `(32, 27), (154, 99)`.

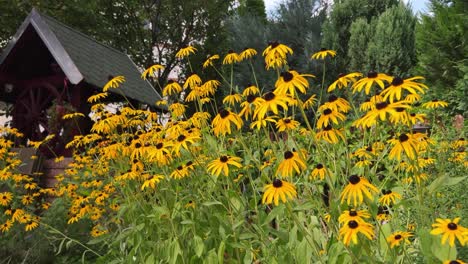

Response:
(415, 0), (468, 116)
(367, 4), (416, 76)
(238, 0), (267, 23)
(348, 18), (372, 72)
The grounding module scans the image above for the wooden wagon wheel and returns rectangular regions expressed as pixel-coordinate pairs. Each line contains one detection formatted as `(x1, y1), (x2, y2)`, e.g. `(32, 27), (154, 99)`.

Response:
(12, 81), (64, 142)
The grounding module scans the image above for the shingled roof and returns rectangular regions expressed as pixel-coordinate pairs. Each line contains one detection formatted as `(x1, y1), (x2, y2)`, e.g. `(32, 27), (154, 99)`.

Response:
(0, 8), (162, 106)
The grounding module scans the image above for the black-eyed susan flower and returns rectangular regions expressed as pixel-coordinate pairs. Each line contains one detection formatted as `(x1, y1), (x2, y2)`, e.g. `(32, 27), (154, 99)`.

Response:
(443, 260), (466, 264)
(62, 112), (85, 120)
(302, 94), (317, 110)
(386, 231), (413, 248)
(328, 72), (362, 92)
(25, 219), (39, 231)
(185, 200), (196, 209)
(141, 174), (165, 190)
(0, 220), (13, 233)
(253, 92), (290, 120)
(276, 150), (307, 177)
(311, 48), (336, 60)
(353, 101), (411, 128)
(203, 54), (219, 68)
(422, 99), (449, 109)
(169, 103), (187, 117)
(276, 117), (300, 132)
(261, 178), (297, 206)
(175, 45), (197, 58)
(250, 116), (277, 130)
(352, 71), (392, 95)
(263, 41), (293, 69)
(163, 80), (183, 96)
(183, 73), (202, 90)
(430, 217), (468, 247)
(340, 175), (379, 206)
(315, 125), (345, 144)
(381, 76), (428, 103)
(223, 93), (243, 106)
(339, 220), (374, 246)
(172, 133), (200, 155)
(170, 164), (191, 179)
(223, 50), (240, 65)
(388, 133), (419, 160)
(0, 192), (13, 206)
(378, 190), (402, 206)
(103, 75), (125, 92)
(316, 108), (346, 129)
(274, 70), (314, 96)
(239, 48), (257, 61)
(141, 64), (164, 80)
(211, 109), (243, 137)
(87, 92), (108, 103)
(338, 209), (371, 224)
(21, 195), (34, 205)
(310, 163), (329, 180)
(207, 155), (243, 177)
(320, 95), (351, 113)
(242, 84), (260, 96)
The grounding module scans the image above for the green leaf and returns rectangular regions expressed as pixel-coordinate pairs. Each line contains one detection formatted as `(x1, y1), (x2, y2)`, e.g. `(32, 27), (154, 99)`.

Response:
(432, 236), (457, 262)
(428, 176), (466, 193)
(202, 201), (223, 207)
(218, 241), (225, 264)
(263, 205), (284, 226)
(193, 235), (204, 258)
(238, 233), (256, 240)
(145, 254), (155, 264)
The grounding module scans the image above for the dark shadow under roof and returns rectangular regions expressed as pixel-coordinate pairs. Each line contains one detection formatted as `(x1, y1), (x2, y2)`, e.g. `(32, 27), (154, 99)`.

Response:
(0, 8), (162, 106)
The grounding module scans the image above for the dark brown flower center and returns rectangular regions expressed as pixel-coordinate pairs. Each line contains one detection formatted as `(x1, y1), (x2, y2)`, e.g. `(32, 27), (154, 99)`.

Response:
(367, 71), (377, 78)
(177, 135), (186, 142)
(283, 118), (291, 124)
(394, 234), (402, 240)
(320, 48), (326, 51)
(264, 92), (275, 101)
(284, 151), (294, 159)
(186, 161), (193, 166)
(323, 125), (333, 131)
(135, 142), (141, 148)
(399, 133), (409, 142)
(219, 109), (230, 118)
(228, 49), (234, 54)
(323, 108), (332, 115)
(391, 77), (403, 86)
(448, 223), (458, 230)
(273, 178), (283, 188)
(328, 95), (338, 102)
(316, 164), (324, 169)
(177, 166), (183, 170)
(270, 41), (279, 48)
(349, 210), (357, 217)
(220, 156), (229, 163)
(349, 175), (361, 184)
(449, 261), (461, 264)
(376, 102), (388, 110)
(348, 220), (358, 229)
(247, 94), (257, 103)
(156, 143), (163, 149)
(281, 71), (294, 82)
(396, 107), (405, 112)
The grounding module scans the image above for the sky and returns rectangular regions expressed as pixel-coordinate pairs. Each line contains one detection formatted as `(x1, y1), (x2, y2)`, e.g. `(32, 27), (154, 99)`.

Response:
(264, 0), (430, 16)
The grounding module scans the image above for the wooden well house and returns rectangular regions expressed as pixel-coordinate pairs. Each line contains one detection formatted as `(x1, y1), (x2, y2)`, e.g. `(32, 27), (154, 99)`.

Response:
(0, 9), (162, 180)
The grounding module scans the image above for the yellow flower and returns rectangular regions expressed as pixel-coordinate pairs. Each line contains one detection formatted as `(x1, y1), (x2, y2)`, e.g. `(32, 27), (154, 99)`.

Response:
(239, 48), (257, 60)
(141, 174), (165, 190)
(262, 42), (293, 70)
(163, 80), (183, 96)
(62, 112), (85, 120)
(388, 133), (419, 160)
(242, 84), (260, 96)
(310, 163), (329, 180)
(315, 125), (345, 144)
(316, 108), (346, 129)
(211, 109), (243, 137)
(250, 116), (277, 130)
(103, 76), (125, 92)
(253, 92), (290, 120)
(338, 209), (371, 224)
(443, 260), (466, 264)
(320, 95), (351, 113)
(25, 220), (39, 231)
(352, 71), (392, 95)
(203, 54), (220, 68)
(340, 175), (379, 206)
(276, 150), (307, 177)
(276, 117), (300, 132)
(386, 231), (413, 248)
(378, 190), (402, 206)
(262, 179), (297, 206)
(141, 64), (164, 80)
(169, 103), (187, 117)
(422, 100), (449, 109)
(274, 70), (314, 96)
(183, 73), (202, 90)
(381, 76), (428, 103)
(176, 45), (197, 58)
(207, 155), (243, 177)
(223, 50), (240, 65)
(311, 48), (336, 60)
(0, 220), (13, 233)
(0, 192), (13, 206)
(223, 93), (243, 106)
(185, 200), (196, 209)
(328, 72), (362, 92)
(339, 220), (374, 246)
(353, 101), (411, 128)
(430, 217), (468, 247)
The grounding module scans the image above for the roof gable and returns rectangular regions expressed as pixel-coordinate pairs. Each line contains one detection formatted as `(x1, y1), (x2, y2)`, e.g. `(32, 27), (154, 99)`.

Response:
(0, 8), (162, 106)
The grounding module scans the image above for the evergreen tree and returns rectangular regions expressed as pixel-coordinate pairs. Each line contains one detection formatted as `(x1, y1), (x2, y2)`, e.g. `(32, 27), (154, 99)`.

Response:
(415, 0), (467, 115)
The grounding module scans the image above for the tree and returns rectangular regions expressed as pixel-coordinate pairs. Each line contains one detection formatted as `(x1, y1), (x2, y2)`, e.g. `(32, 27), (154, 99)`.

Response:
(415, 0), (467, 115)
(321, 0), (399, 75)
(238, 0), (267, 23)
